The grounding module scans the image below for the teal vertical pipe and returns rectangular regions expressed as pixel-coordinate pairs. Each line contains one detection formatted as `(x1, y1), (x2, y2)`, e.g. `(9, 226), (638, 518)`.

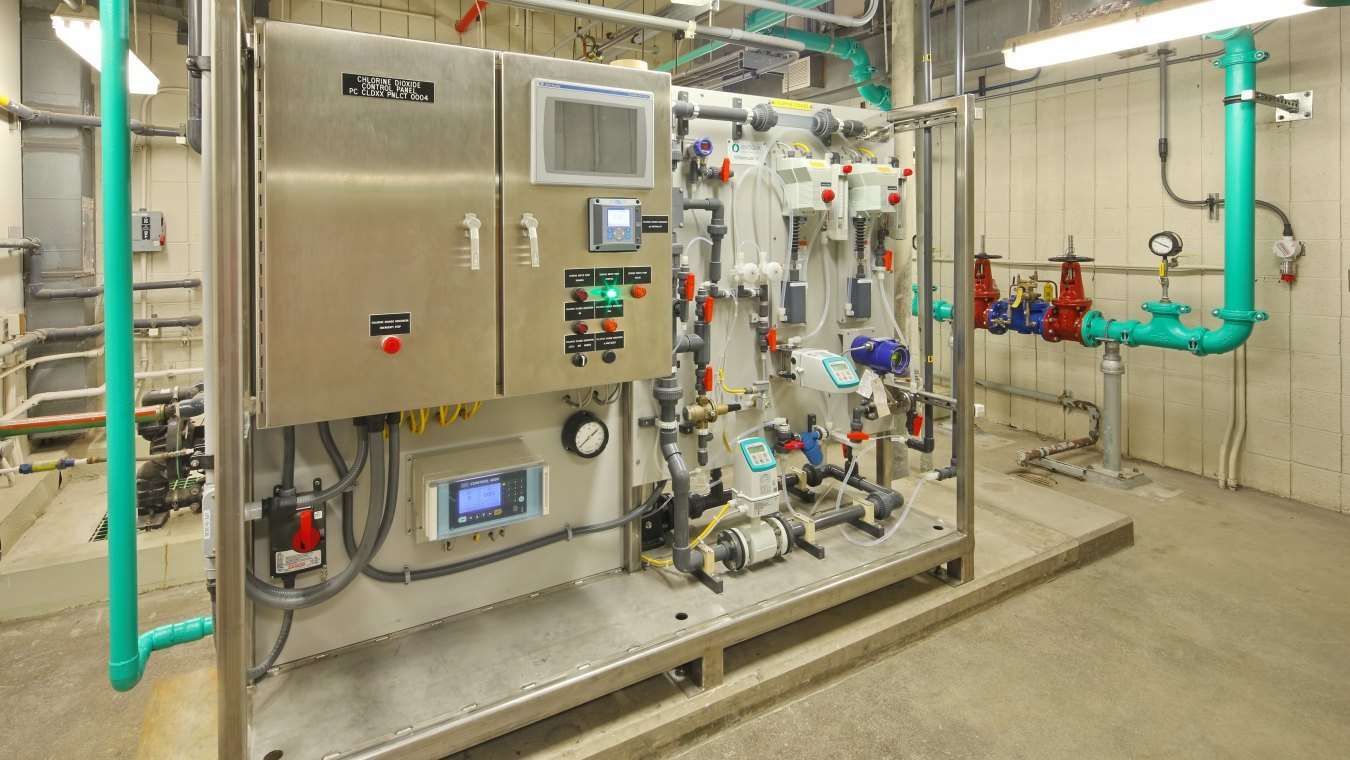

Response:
(766, 28), (892, 110)
(104, 0), (214, 692)
(1079, 28), (1268, 356)
(103, 0), (142, 693)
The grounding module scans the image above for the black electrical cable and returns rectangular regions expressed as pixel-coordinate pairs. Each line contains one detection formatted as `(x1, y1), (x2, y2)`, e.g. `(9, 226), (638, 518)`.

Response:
(246, 575), (295, 682)
(320, 418), (669, 582)
(280, 426), (296, 492)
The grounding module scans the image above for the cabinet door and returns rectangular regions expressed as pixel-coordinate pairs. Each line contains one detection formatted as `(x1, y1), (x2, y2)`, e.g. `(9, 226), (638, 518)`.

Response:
(255, 22), (498, 428)
(497, 53), (673, 398)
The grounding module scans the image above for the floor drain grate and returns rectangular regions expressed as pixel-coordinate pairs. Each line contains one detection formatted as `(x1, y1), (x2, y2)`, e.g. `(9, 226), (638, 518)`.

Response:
(89, 513), (109, 542)
(1014, 471), (1059, 488)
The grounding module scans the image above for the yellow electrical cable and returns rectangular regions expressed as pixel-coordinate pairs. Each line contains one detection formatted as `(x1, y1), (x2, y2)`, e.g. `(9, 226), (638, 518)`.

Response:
(858, 147), (876, 158)
(437, 403), (462, 426)
(792, 141), (812, 155)
(462, 400), (482, 420)
(641, 502), (733, 568)
(718, 368), (748, 395)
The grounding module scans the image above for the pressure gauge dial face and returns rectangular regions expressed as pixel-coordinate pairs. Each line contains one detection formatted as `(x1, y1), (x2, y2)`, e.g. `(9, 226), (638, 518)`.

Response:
(562, 410), (609, 459)
(1149, 231), (1184, 258)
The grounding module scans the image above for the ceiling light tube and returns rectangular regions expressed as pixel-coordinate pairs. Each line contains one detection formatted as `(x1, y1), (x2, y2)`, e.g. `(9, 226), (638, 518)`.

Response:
(1002, 0), (1320, 71)
(51, 16), (160, 95)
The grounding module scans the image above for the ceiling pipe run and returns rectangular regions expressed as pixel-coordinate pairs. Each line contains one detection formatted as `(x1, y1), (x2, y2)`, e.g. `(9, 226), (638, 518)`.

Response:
(727, 0), (878, 28)
(485, 0), (807, 54)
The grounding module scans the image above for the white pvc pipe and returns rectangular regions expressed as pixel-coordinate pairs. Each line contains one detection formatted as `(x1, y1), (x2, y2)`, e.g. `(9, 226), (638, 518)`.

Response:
(0, 346), (103, 381)
(0, 367), (203, 421)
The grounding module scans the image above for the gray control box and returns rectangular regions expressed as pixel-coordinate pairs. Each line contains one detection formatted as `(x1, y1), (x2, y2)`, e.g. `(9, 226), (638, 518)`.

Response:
(587, 197), (642, 252)
(132, 210), (164, 252)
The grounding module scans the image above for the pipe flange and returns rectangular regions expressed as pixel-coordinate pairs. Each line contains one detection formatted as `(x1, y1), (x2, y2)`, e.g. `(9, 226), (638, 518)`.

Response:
(749, 103), (778, 132)
(765, 513), (794, 556)
(840, 119), (865, 139)
(811, 109), (839, 139)
(717, 528), (747, 571)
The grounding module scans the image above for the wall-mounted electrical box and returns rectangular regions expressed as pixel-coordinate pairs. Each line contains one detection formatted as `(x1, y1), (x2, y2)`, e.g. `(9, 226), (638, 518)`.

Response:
(412, 440), (549, 542)
(132, 209), (164, 252)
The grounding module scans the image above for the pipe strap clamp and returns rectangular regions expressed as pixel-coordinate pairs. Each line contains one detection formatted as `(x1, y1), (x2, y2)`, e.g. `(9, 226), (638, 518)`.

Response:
(1212, 307), (1268, 324)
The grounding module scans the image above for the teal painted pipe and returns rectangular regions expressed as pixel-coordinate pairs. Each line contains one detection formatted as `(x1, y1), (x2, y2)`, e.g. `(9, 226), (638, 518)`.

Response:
(655, 0), (831, 72)
(1081, 28), (1268, 356)
(911, 283), (953, 322)
(766, 27), (892, 111)
(103, 0), (212, 692)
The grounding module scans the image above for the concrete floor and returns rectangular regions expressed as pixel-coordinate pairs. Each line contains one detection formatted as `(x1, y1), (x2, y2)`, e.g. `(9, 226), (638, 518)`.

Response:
(1, 423), (1347, 759)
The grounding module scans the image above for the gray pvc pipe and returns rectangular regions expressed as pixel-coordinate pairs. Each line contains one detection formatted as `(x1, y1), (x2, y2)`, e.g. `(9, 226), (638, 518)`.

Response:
(0, 238), (40, 250)
(1100, 342), (1124, 472)
(0, 320), (197, 359)
(1, 99), (182, 137)
(30, 279), (202, 300)
(487, 0), (805, 53)
(728, 0), (878, 28)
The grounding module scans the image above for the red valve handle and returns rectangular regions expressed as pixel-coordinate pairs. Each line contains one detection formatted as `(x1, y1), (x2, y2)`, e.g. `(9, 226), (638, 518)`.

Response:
(766, 327), (777, 353)
(846, 431), (869, 442)
(704, 298), (714, 323)
(720, 157), (732, 183)
(685, 273), (696, 301)
(911, 414), (924, 437)
(292, 510), (320, 553)
(703, 366), (713, 392)
(884, 250), (894, 272)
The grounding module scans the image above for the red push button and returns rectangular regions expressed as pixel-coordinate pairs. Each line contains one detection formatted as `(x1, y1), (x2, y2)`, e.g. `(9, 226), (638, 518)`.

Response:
(821, 188), (836, 203)
(902, 167), (914, 177)
(572, 288), (589, 302)
(381, 336), (402, 355)
(602, 319), (619, 333)
(842, 164), (853, 174)
(631, 285), (648, 299)
(888, 192), (901, 205)
(572, 321), (589, 334)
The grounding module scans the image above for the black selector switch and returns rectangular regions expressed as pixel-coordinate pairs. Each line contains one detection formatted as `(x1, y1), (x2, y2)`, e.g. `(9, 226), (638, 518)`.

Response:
(572, 354), (588, 367)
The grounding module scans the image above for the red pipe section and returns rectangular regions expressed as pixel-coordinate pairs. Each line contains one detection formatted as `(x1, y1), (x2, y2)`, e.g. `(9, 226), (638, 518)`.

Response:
(455, 1), (488, 34)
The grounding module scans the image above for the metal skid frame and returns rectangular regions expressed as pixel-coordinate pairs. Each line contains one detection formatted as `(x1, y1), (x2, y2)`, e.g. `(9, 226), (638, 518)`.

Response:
(206, 0), (979, 749)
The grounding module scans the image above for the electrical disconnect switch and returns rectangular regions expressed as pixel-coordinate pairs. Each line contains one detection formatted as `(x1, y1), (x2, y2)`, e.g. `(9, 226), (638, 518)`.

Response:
(131, 209), (164, 252)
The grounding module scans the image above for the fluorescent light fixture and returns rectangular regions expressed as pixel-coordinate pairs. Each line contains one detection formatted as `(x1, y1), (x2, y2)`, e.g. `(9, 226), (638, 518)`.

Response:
(1002, 0), (1320, 71)
(51, 15), (160, 95)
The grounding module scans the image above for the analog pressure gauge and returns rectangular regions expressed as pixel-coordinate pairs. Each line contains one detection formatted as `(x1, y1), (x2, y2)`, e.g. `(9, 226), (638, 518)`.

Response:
(1149, 231), (1184, 258)
(562, 410), (609, 459)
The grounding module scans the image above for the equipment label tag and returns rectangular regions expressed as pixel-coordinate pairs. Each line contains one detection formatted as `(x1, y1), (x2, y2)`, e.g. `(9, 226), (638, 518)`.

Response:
(641, 215), (670, 233)
(729, 141), (765, 165)
(276, 549), (322, 574)
(369, 312), (412, 336)
(342, 73), (435, 103)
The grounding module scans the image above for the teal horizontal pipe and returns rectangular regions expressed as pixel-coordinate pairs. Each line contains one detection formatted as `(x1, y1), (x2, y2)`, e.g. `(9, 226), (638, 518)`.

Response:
(911, 284), (953, 322)
(1082, 28), (1266, 357)
(655, 0), (831, 72)
(103, 0), (212, 692)
(766, 27), (892, 111)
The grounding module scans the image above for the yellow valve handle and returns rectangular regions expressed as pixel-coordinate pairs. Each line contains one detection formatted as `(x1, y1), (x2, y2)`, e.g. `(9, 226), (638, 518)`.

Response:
(1158, 261), (1167, 278)
(792, 141), (812, 155)
(858, 147), (876, 158)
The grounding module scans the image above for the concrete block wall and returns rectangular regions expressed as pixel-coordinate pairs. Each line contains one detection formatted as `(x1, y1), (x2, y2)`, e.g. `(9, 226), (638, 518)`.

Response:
(926, 12), (1349, 512)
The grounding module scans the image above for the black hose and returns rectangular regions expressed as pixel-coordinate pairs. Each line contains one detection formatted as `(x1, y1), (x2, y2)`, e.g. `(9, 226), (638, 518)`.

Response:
(246, 576), (295, 681)
(280, 426), (296, 492)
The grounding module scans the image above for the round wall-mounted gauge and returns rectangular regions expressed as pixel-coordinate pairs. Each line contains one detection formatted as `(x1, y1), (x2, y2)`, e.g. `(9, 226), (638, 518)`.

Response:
(1149, 231), (1184, 257)
(562, 410), (609, 459)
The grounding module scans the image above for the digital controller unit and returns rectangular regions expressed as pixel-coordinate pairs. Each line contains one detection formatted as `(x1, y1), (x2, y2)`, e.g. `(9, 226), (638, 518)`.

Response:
(412, 440), (549, 542)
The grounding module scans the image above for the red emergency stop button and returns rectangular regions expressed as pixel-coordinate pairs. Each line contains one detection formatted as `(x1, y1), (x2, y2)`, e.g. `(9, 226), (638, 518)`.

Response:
(889, 192), (901, 205)
(631, 285), (648, 299)
(602, 318), (619, 333)
(292, 510), (320, 553)
(822, 188), (836, 203)
(381, 336), (402, 354)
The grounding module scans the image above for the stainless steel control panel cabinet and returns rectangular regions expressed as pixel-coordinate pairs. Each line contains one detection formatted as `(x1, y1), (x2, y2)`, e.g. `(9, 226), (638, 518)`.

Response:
(253, 22), (499, 428)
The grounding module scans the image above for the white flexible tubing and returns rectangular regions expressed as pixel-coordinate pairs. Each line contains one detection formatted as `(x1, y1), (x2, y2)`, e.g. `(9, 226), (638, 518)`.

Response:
(876, 275), (907, 341)
(842, 472), (940, 547)
(799, 247), (835, 341)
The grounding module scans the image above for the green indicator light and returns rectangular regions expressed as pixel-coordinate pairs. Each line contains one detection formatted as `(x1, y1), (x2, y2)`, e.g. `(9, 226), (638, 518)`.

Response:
(605, 288), (619, 300)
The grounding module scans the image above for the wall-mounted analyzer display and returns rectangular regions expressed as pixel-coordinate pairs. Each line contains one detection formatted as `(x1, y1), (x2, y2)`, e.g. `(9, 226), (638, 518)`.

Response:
(412, 440), (548, 542)
(588, 197), (642, 252)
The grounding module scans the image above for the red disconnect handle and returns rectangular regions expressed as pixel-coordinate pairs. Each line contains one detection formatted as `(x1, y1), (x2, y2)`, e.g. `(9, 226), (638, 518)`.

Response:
(292, 510), (320, 553)
(911, 414), (924, 437)
(847, 431), (869, 443)
(884, 250), (894, 272)
(685, 273), (696, 301)
(720, 157), (732, 183)
(766, 327), (777, 353)
(703, 366), (714, 392)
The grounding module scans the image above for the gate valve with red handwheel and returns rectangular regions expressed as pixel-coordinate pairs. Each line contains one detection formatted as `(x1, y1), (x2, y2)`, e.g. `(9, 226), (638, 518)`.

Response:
(1042, 235), (1094, 345)
(973, 235), (1003, 331)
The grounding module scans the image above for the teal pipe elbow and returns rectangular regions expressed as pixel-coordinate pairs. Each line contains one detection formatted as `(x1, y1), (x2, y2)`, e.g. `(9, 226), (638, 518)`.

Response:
(103, 0), (212, 692)
(1081, 28), (1267, 357)
(910, 283), (952, 322)
(767, 28), (892, 111)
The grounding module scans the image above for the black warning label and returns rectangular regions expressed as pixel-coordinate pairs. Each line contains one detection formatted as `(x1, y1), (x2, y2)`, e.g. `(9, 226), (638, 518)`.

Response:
(343, 73), (435, 103)
(369, 312), (412, 336)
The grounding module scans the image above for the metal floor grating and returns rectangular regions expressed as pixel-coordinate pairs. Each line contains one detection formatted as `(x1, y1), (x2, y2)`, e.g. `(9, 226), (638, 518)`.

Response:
(88, 513), (109, 543)
(1014, 471), (1060, 489)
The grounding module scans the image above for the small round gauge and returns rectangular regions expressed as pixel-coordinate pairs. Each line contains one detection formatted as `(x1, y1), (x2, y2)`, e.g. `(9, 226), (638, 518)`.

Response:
(562, 410), (609, 459)
(1149, 231), (1184, 258)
